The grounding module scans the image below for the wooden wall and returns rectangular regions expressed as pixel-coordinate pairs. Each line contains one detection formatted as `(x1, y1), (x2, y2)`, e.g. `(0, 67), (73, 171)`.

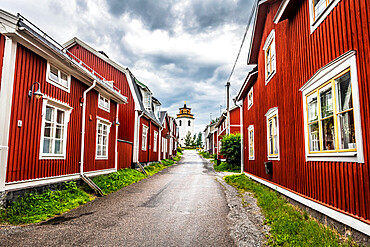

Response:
(242, 0), (370, 223)
(6, 44), (118, 182)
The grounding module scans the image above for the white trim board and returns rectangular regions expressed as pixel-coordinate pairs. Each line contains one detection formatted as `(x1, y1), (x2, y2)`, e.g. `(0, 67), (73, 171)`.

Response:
(244, 172), (370, 236)
(5, 168), (116, 192)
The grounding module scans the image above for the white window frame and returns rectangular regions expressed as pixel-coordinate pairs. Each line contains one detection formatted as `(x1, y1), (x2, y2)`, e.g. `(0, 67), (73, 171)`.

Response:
(265, 107), (280, 160)
(142, 124), (149, 151)
(39, 96), (72, 159)
(46, 62), (71, 93)
(98, 93), (110, 112)
(248, 125), (255, 160)
(263, 30), (276, 84)
(96, 117), (111, 160)
(153, 131), (158, 152)
(248, 87), (253, 109)
(308, 0), (341, 33)
(300, 50), (364, 163)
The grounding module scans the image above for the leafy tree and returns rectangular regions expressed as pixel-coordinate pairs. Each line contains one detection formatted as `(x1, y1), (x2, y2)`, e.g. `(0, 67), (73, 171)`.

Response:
(191, 134), (197, 146)
(184, 131), (192, 146)
(196, 132), (202, 147)
(220, 133), (241, 169)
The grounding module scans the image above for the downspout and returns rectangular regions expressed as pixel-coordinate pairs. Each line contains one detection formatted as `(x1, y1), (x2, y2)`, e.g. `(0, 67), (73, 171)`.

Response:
(238, 102), (244, 174)
(80, 80), (96, 175)
(135, 111), (144, 163)
(147, 121), (151, 162)
(158, 125), (163, 161)
(115, 104), (119, 171)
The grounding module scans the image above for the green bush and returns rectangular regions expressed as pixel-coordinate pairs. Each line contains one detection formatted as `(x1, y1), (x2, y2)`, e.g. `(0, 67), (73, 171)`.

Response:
(220, 133), (241, 168)
(0, 181), (91, 225)
(212, 153), (217, 160)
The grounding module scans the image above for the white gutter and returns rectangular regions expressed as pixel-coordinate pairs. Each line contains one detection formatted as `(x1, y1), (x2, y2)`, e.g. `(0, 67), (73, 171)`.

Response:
(238, 102), (244, 173)
(134, 111), (144, 163)
(80, 80), (96, 175)
(115, 104), (119, 171)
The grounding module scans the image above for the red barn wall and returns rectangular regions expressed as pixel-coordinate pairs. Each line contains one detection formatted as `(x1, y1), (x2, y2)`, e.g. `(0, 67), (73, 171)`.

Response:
(138, 117), (150, 163)
(243, 0), (370, 223)
(149, 124), (159, 161)
(118, 141), (133, 169)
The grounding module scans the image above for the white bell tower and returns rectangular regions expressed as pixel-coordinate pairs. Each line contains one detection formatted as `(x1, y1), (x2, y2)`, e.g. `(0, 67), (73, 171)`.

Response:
(176, 101), (195, 147)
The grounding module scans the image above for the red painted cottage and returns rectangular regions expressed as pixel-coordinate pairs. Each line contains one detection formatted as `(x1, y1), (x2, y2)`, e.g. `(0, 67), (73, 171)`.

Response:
(215, 106), (241, 159)
(237, 0), (370, 236)
(64, 38), (165, 167)
(159, 111), (178, 159)
(0, 10), (127, 197)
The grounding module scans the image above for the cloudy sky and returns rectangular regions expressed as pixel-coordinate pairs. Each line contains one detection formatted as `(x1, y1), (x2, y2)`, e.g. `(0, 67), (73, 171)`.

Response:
(0, 0), (255, 134)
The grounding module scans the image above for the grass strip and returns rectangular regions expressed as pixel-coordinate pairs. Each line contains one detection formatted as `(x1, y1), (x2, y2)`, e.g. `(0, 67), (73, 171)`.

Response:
(0, 154), (182, 225)
(213, 161), (240, 172)
(0, 181), (92, 225)
(224, 174), (357, 247)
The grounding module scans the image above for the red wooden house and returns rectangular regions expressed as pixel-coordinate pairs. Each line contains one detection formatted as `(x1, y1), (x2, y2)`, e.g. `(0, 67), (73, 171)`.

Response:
(237, 0), (370, 236)
(159, 111), (178, 159)
(64, 38), (164, 167)
(0, 10), (127, 196)
(215, 106), (241, 159)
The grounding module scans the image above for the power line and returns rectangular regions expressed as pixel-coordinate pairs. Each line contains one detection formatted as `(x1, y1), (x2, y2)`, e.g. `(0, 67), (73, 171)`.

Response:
(226, 0), (258, 84)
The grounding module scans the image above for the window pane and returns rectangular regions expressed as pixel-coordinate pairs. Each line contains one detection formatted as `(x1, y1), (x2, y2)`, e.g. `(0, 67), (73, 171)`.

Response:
(314, 0), (327, 19)
(44, 122), (53, 137)
(55, 125), (63, 139)
(56, 110), (64, 124)
(60, 72), (68, 87)
(98, 123), (102, 134)
(45, 106), (54, 122)
(103, 125), (107, 135)
(269, 138), (273, 155)
(321, 116), (335, 150)
(50, 66), (59, 81)
(307, 94), (318, 122)
(338, 110), (356, 150)
(335, 71), (352, 112)
(274, 136), (278, 154)
(54, 140), (63, 154)
(103, 136), (107, 145)
(97, 145), (101, 156)
(320, 84), (333, 118)
(309, 122), (320, 151)
(43, 138), (52, 153)
(102, 146), (107, 156)
(269, 119), (273, 136)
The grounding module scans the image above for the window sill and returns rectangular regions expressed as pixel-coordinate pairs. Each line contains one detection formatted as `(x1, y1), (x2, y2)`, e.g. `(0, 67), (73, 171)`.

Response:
(46, 78), (70, 93)
(96, 157), (108, 160)
(40, 155), (66, 160)
(267, 155), (279, 161)
(98, 105), (110, 113)
(306, 152), (363, 163)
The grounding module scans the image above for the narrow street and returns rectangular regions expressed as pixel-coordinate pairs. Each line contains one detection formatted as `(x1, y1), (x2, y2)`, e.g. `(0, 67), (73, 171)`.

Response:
(1, 150), (236, 246)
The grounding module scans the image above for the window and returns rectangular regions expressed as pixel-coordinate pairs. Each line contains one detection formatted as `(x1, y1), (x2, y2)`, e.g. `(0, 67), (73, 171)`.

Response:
(46, 63), (71, 92)
(153, 131), (158, 152)
(96, 118), (111, 159)
(300, 51), (364, 163)
(309, 0), (340, 33)
(248, 88), (253, 109)
(40, 97), (72, 159)
(263, 30), (276, 83)
(248, 125), (255, 160)
(143, 91), (152, 111)
(179, 120), (182, 126)
(142, 125), (149, 151)
(188, 120), (191, 126)
(98, 94), (110, 112)
(265, 107), (279, 160)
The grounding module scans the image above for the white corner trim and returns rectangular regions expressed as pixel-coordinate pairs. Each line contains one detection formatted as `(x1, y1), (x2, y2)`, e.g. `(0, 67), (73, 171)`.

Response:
(244, 172), (370, 237)
(0, 37), (17, 191)
(300, 51), (364, 163)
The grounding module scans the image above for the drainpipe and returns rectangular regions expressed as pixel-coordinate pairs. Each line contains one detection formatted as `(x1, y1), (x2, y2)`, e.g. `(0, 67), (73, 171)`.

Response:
(158, 125), (163, 161)
(115, 104), (119, 171)
(80, 80), (96, 175)
(238, 102), (244, 174)
(135, 111), (144, 163)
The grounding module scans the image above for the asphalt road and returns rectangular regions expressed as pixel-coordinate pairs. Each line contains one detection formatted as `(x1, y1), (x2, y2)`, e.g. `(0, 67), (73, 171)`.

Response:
(0, 150), (235, 246)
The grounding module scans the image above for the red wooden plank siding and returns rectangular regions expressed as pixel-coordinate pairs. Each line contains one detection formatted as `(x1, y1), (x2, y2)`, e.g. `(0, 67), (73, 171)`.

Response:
(242, 0), (370, 223)
(7, 44), (86, 182)
(118, 142), (133, 169)
(67, 45), (135, 143)
(138, 117), (150, 163)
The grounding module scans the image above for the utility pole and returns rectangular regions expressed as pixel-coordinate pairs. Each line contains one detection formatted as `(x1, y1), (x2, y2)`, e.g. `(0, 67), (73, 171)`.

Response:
(226, 81), (230, 135)
(210, 112), (212, 124)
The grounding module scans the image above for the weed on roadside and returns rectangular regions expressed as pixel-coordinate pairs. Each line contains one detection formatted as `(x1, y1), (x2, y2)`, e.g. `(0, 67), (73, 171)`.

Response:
(0, 181), (91, 225)
(224, 174), (359, 246)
